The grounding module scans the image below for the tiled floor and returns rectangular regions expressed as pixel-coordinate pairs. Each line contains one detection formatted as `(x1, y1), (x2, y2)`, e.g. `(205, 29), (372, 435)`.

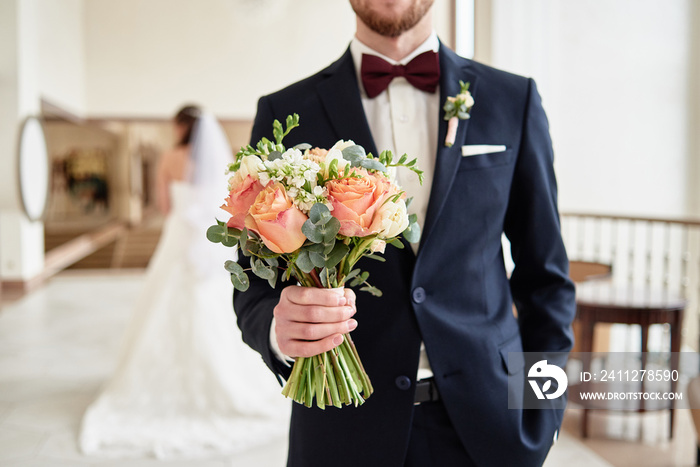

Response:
(0, 271), (692, 466)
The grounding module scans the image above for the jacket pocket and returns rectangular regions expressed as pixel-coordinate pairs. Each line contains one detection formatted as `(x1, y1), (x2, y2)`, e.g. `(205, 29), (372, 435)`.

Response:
(457, 148), (514, 172)
(499, 333), (525, 375)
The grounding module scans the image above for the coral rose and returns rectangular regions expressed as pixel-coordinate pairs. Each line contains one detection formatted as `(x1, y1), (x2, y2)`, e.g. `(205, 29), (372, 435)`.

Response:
(244, 182), (308, 254)
(220, 174), (264, 230)
(325, 169), (393, 237)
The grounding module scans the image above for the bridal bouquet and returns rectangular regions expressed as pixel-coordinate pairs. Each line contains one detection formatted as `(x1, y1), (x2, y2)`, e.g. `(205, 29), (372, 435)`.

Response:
(207, 114), (422, 409)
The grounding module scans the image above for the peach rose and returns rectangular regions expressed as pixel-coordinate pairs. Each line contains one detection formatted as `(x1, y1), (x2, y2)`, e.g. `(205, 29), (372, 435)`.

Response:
(244, 182), (308, 254)
(325, 169), (394, 237)
(220, 174), (264, 229)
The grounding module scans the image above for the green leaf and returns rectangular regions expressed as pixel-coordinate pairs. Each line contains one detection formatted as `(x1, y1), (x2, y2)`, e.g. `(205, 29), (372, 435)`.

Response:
(359, 285), (383, 297)
(359, 158), (387, 172)
(325, 242), (349, 269)
(388, 238), (405, 249)
(230, 272), (250, 292)
(350, 271), (369, 287)
(365, 254), (385, 262)
(225, 260), (249, 291)
(221, 226), (240, 247)
(206, 225), (226, 243)
(224, 260), (243, 275)
(408, 213), (418, 224)
(296, 250), (315, 273)
(264, 257), (279, 268)
(302, 219), (324, 243)
(405, 196), (413, 209)
(322, 217), (341, 243)
(251, 258), (275, 280)
(294, 143), (312, 151)
(343, 268), (361, 283)
(403, 221), (421, 244)
(238, 228), (249, 256)
(267, 268), (279, 288)
(268, 150), (283, 161)
(309, 203), (332, 225)
(216, 218), (226, 227)
(309, 251), (326, 269)
(341, 145), (366, 163)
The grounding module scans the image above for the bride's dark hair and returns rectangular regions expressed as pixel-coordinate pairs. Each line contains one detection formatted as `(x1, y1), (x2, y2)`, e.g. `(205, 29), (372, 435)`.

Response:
(174, 104), (202, 146)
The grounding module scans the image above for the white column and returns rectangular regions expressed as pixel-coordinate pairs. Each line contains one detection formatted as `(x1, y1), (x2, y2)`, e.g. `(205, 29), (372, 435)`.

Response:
(0, 0), (45, 283)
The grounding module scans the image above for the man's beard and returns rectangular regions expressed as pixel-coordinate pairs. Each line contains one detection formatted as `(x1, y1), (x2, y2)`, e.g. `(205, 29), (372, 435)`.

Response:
(350, 0), (434, 38)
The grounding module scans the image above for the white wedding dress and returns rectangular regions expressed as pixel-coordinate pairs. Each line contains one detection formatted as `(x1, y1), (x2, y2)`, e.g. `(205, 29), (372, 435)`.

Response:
(80, 181), (290, 459)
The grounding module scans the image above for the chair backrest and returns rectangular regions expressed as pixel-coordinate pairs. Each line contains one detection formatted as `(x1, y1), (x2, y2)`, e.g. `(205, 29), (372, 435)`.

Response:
(569, 260), (612, 283)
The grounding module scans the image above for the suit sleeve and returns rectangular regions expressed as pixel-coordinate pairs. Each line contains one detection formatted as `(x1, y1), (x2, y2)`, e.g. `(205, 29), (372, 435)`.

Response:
(233, 96), (293, 383)
(503, 78), (576, 355)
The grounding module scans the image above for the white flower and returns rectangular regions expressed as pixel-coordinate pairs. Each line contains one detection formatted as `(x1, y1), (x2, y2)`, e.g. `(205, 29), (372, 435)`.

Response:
(239, 155), (262, 179)
(371, 198), (409, 239)
(369, 239), (386, 254)
(330, 140), (356, 152)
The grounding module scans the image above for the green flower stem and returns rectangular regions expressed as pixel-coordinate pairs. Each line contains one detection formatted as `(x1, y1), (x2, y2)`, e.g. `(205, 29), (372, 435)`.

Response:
(344, 333), (374, 395)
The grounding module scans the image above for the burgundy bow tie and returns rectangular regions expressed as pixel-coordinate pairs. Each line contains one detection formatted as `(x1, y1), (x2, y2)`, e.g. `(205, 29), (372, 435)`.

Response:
(360, 51), (440, 98)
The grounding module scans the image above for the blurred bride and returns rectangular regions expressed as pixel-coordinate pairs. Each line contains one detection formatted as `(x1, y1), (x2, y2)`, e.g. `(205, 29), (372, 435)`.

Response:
(80, 105), (289, 459)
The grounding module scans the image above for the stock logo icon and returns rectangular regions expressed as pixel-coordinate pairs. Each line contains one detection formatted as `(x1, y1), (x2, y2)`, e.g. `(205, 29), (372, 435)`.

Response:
(528, 360), (568, 400)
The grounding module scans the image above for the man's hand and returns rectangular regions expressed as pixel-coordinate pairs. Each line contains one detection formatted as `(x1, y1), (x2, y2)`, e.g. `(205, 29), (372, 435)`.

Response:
(274, 286), (357, 358)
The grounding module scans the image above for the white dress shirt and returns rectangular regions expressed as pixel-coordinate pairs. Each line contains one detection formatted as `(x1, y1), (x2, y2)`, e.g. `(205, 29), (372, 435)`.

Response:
(271, 33), (440, 379)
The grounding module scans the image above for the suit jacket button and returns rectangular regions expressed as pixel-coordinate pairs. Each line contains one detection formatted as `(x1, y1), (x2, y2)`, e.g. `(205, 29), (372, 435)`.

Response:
(412, 287), (426, 304)
(395, 376), (412, 390)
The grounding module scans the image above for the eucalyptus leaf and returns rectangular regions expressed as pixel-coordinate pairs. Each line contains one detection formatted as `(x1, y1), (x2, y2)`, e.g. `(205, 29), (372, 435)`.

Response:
(231, 273), (250, 292)
(206, 225), (226, 243)
(359, 285), (383, 297)
(325, 242), (349, 269)
(224, 260), (243, 275)
(322, 217), (341, 243)
(221, 236), (238, 248)
(294, 143), (312, 151)
(264, 257), (279, 268)
(309, 203), (332, 225)
(309, 251), (326, 269)
(359, 158), (387, 172)
(216, 218), (226, 227)
(403, 222), (421, 244)
(341, 145), (366, 163)
(267, 268), (279, 288)
(302, 219), (324, 243)
(268, 150), (283, 161)
(251, 258), (275, 280)
(225, 260), (249, 292)
(343, 269), (361, 283)
(296, 250), (315, 273)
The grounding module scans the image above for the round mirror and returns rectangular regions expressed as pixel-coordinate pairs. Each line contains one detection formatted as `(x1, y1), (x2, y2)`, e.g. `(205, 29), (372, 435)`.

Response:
(16, 117), (50, 221)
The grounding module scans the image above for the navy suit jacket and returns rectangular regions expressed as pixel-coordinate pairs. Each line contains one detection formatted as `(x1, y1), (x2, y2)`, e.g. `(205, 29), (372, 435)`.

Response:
(233, 43), (576, 467)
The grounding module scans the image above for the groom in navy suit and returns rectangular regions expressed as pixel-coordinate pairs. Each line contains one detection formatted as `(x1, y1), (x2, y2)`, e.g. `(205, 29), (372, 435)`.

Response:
(234, 1), (576, 465)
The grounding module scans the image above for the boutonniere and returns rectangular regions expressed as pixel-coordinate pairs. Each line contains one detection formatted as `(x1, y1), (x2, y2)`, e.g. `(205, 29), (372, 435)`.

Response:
(443, 80), (474, 147)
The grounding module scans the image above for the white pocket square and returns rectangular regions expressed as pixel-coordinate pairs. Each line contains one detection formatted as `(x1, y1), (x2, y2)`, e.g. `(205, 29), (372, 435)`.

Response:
(461, 145), (507, 157)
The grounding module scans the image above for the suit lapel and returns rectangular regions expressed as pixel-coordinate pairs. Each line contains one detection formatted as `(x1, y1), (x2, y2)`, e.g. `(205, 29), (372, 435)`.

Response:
(420, 45), (478, 250)
(316, 48), (378, 156)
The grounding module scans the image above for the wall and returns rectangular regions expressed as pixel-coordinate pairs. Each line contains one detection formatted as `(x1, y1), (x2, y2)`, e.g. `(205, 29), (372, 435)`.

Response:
(488, 0), (695, 218)
(0, 0), (86, 281)
(84, 0), (453, 119)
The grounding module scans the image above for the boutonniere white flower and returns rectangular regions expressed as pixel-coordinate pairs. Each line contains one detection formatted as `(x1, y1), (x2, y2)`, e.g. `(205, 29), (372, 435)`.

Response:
(443, 80), (474, 147)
